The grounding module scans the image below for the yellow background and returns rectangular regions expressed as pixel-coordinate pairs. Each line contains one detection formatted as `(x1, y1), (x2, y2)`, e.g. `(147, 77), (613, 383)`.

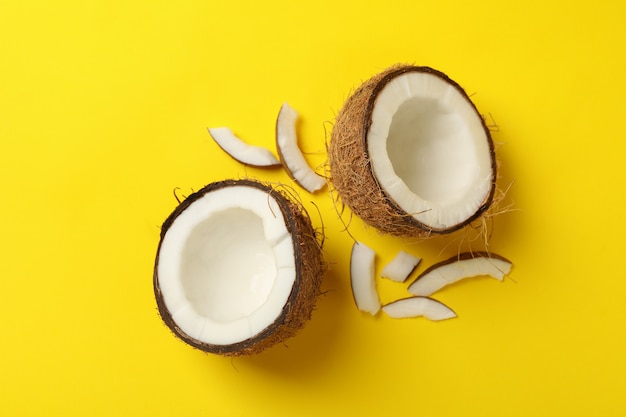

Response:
(2, 0), (625, 415)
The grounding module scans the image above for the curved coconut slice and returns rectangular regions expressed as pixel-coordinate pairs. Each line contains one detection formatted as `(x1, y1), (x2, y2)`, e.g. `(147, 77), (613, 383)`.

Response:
(408, 252), (512, 297)
(154, 179), (324, 356)
(208, 127), (281, 167)
(380, 250), (421, 282)
(350, 241), (380, 315)
(382, 297), (456, 321)
(329, 65), (497, 237)
(276, 102), (327, 193)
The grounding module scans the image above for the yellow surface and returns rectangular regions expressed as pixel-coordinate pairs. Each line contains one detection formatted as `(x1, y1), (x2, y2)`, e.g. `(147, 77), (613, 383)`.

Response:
(1, 1), (625, 415)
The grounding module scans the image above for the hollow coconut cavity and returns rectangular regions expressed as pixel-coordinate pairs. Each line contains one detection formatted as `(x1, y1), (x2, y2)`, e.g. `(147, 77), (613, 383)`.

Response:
(154, 179), (324, 356)
(329, 65), (497, 237)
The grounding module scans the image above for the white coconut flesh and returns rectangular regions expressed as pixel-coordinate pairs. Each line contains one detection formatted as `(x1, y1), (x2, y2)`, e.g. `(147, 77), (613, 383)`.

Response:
(156, 185), (296, 346)
(350, 241), (380, 315)
(408, 253), (512, 297)
(208, 127), (280, 167)
(276, 102), (327, 193)
(380, 250), (421, 282)
(382, 297), (456, 321)
(367, 71), (494, 230)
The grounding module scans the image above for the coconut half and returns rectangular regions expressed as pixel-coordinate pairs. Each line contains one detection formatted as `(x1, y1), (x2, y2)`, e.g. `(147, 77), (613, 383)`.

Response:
(329, 65), (497, 237)
(153, 179), (324, 356)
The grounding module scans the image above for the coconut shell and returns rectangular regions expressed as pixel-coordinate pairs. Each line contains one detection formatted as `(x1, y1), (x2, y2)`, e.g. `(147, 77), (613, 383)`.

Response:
(329, 65), (497, 237)
(153, 179), (325, 356)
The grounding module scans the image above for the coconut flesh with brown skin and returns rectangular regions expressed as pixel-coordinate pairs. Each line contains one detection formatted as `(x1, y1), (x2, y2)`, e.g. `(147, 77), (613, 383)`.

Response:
(153, 179), (324, 356)
(408, 251), (512, 297)
(329, 65), (497, 237)
(207, 127), (281, 168)
(276, 102), (327, 193)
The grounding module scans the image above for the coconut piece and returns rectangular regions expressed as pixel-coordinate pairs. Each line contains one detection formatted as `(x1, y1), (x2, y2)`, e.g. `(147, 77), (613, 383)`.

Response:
(380, 250), (421, 282)
(276, 102), (327, 193)
(153, 179), (324, 356)
(408, 252), (512, 297)
(350, 241), (380, 315)
(329, 65), (497, 237)
(382, 297), (456, 321)
(208, 127), (281, 167)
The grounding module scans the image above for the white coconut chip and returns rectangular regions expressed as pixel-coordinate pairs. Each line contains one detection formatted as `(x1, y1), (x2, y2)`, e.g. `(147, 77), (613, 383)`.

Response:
(276, 102), (327, 193)
(208, 127), (281, 167)
(350, 241), (380, 315)
(380, 250), (421, 282)
(382, 297), (456, 321)
(408, 253), (513, 297)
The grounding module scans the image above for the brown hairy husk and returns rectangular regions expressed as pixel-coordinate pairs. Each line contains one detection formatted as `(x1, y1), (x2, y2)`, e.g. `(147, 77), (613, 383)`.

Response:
(328, 64), (497, 238)
(153, 179), (325, 356)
